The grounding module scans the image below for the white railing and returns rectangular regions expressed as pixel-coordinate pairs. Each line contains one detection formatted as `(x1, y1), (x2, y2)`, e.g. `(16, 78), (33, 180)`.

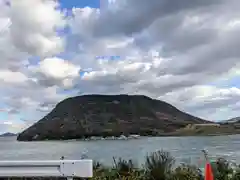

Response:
(0, 160), (93, 180)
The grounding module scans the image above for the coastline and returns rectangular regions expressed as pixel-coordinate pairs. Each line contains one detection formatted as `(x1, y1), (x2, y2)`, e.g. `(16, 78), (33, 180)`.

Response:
(16, 131), (240, 142)
(17, 122), (240, 141)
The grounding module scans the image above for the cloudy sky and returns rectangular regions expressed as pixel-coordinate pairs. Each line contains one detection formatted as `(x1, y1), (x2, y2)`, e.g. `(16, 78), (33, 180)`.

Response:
(0, 0), (240, 133)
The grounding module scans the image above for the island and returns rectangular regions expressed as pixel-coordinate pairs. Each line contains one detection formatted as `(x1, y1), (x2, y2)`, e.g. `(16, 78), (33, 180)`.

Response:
(0, 132), (17, 137)
(17, 94), (240, 141)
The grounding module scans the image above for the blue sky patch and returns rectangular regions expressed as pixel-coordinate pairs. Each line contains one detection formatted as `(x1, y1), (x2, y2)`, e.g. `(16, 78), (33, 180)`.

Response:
(59, 0), (100, 9)
(209, 76), (240, 88)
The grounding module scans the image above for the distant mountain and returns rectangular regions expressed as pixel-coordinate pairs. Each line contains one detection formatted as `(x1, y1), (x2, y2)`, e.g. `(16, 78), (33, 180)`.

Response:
(220, 117), (240, 124)
(17, 94), (210, 141)
(0, 132), (17, 137)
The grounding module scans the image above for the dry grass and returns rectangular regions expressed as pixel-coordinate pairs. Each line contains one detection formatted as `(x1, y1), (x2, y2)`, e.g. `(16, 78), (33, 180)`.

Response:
(89, 150), (240, 180)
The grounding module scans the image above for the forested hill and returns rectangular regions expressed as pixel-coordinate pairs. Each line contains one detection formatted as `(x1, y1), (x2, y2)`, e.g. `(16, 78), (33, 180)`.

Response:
(17, 94), (209, 141)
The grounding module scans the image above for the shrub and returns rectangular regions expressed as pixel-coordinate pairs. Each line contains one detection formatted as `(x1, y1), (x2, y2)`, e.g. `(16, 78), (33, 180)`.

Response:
(89, 150), (240, 180)
(144, 150), (175, 180)
(172, 164), (202, 180)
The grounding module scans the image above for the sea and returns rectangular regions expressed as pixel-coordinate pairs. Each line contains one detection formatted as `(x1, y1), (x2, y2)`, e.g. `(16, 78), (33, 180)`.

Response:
(0, 135), (240, 167)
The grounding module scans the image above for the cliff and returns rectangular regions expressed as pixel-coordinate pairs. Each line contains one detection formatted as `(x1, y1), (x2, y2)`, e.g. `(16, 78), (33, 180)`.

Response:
(17, 94), (209, 141)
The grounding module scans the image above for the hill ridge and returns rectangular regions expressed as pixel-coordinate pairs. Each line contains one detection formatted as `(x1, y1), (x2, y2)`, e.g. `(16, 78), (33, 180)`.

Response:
(17, 94), (209, 141)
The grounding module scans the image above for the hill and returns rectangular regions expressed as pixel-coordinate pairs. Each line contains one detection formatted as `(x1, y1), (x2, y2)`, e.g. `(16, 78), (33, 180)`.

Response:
(221, 117), (240, 124)
(17, 94), (210, 141)
(163, 123), (240, 136)
(0, 132), (17, 137)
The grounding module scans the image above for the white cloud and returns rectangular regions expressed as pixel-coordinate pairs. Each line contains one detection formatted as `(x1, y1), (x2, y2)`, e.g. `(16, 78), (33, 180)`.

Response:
(27, 57), (81, 88)
(1, 0), (240, 133)
(0, 70), (28, 84)
(0, 120), (28, 134)
(38, 57), (80, 79)
(9, 0), (66, 57)
(67, 0), (240, 120)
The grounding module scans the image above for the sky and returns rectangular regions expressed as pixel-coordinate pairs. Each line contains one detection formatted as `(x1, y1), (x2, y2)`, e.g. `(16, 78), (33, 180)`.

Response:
(0, 0), (240, 133)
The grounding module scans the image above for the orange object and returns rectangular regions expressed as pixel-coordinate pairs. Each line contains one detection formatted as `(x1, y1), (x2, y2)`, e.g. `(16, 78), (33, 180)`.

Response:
(204, 162), (214, 180)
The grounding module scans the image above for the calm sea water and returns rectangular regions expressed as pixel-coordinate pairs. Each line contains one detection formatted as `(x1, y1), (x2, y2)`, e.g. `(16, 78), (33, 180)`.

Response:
(0, 135), (240, 166)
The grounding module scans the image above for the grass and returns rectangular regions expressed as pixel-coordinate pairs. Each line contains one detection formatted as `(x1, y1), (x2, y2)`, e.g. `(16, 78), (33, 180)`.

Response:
(90, 150), (240, 180)
(165, 125), (240, 137)
(1, 150), (240, 180)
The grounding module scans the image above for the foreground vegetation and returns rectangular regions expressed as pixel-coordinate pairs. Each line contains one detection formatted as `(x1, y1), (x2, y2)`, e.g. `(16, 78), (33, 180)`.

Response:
(1, 150), (240, 180)
(90, 150), (240, 180)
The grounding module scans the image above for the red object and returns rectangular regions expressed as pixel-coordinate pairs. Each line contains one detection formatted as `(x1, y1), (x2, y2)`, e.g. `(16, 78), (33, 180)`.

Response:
(205, 162), (214, 180)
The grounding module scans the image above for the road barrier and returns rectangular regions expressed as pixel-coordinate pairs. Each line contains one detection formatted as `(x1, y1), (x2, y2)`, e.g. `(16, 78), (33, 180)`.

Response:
(0, 159), (93, 179)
